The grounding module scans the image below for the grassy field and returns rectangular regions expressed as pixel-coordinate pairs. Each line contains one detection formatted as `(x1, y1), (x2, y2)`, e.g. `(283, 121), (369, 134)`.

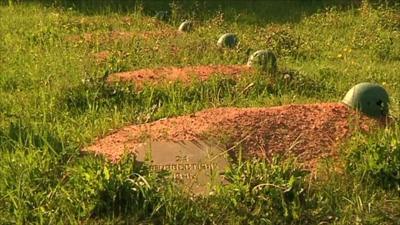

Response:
(0, 0), (399, 224)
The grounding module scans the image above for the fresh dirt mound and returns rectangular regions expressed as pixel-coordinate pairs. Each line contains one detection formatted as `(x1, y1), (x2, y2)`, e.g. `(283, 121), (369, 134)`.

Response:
(106, 65), (253, 86)
(85, 103), (382, 165)
(65, 30), (180, 44)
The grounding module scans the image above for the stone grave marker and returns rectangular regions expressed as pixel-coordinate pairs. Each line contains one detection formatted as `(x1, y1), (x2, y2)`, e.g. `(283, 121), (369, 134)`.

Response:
(134, 140), (229, 195)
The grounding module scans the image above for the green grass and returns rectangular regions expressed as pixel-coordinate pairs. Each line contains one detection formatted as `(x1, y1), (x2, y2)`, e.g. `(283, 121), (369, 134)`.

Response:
(0, 0), (400, 224)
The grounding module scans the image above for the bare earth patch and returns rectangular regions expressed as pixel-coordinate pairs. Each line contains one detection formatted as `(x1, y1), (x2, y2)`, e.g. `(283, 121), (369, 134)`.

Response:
(85, 103), (382, 166)
(91, 50), (111, 62)
(106, 64), (253, 86)
(65, 29), (180, 44)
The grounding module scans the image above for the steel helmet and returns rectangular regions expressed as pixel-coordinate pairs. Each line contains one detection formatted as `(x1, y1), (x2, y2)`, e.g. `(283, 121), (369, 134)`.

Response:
(342, 82), (389, 118)
(217, 33), (238, 48)
(178, 20), (193, 32)
(247, 50), (278, 73)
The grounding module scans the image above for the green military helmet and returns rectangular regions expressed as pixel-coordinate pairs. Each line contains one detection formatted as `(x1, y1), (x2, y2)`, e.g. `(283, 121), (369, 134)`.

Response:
(217, 33), (238, 48)
(342, 82), (389, 118)
(247, 50), (278, 73)
(178, 20), (193, 32)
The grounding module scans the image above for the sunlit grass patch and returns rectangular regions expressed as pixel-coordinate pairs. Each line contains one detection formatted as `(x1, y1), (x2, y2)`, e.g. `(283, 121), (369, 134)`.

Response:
(0, 0), (399, 224)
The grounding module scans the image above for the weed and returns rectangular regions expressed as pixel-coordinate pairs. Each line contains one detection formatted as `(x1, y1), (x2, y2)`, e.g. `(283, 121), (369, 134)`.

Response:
(346, 127), (400, 191)
(217, 156), (312, 224)
(0, 1), (399, 224)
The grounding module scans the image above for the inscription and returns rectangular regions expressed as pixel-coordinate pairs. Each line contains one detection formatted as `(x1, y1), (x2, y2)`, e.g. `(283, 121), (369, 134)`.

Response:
(172, 173), (196, 180)
(175, 155), (189, 162)
(150, 163), (216, 171)
(134, 141), (228, 194)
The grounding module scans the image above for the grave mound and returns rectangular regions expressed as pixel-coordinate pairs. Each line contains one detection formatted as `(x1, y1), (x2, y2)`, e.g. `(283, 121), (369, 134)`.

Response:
(86, 103), (382, 165)
(106, 64), (253, 87)
(65, 29), (179, 44)
(85, 102), (387, 194)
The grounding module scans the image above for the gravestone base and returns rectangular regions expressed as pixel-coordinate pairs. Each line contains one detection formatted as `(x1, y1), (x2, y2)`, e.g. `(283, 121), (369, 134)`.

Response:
(134, 140), (230, 195)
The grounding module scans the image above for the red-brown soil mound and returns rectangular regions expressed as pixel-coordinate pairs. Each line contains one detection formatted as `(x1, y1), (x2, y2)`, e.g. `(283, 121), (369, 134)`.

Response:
(106, 64), (253, 86)
(85, 103), (381, 164)
(65, 30), (180, 44)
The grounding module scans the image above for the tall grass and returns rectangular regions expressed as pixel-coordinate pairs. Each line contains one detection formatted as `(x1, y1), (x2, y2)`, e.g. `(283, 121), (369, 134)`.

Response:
(0, 0), (399, 224)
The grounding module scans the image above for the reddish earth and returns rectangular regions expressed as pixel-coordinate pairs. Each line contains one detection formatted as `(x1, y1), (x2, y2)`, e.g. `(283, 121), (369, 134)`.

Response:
(106, 64), (254, 86)
(85, 103), (383, 166)
(92, 50), (111, 62)
(65, 29), (180, 43)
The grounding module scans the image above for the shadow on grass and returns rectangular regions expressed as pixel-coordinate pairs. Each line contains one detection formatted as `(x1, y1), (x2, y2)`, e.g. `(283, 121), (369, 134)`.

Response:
(0, 121), (64, 153)
(59, 68), (334, 119)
